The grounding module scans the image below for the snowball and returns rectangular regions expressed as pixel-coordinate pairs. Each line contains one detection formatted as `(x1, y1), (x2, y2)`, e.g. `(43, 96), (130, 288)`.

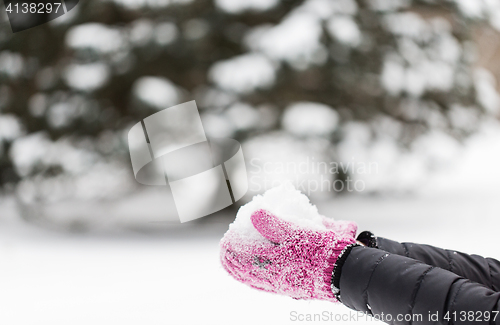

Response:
(228, 182), (328, 241)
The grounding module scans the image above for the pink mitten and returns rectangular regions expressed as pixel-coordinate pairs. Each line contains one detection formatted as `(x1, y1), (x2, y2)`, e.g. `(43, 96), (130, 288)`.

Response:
(220, 209), (357, 302)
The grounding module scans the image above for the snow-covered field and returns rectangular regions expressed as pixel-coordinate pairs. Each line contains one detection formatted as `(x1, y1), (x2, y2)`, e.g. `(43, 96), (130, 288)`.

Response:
(0, 191), (498, 325)
(1, 123), (500, 325)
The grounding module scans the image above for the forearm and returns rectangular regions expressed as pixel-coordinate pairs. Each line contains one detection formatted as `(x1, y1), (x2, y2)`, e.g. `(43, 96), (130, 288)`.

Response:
(336, 246), (500, 325)
(359, 232), (500, 291)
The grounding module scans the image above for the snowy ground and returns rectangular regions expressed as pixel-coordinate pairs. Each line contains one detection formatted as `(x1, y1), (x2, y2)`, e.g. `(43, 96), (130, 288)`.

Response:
(1, 123), (500, 325)
(1, 191), (499, 325)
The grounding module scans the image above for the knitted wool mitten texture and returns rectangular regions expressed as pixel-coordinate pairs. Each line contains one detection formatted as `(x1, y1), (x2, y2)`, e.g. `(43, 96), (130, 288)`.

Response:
(220, 209), (357, 302)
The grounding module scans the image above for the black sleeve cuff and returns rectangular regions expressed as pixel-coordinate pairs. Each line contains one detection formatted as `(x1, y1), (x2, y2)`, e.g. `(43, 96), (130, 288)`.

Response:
(331, 243), (362, 300)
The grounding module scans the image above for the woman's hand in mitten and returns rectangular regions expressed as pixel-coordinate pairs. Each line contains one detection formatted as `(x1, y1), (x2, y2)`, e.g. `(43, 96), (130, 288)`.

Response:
(220, 209), (357, 302)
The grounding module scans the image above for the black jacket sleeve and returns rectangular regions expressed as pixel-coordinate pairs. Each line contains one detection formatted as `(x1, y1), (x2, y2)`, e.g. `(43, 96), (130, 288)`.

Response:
(338, 246), (500, 325)
(376, 237), (500, 291)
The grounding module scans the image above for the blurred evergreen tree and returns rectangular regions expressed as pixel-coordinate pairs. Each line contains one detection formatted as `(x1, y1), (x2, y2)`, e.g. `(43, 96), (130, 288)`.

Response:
(0, 0), (499, 190)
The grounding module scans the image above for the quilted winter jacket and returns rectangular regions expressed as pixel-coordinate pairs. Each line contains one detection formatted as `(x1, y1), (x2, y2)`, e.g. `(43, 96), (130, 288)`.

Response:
(337, 237), (500, 325)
